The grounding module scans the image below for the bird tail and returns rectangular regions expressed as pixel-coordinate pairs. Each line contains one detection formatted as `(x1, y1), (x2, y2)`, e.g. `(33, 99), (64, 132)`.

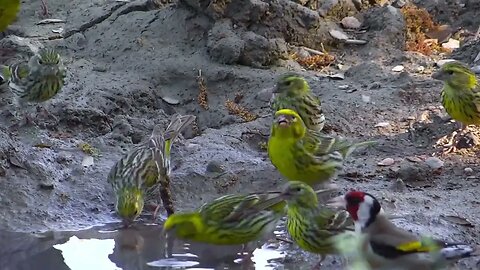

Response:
(440, 243), (479, 260)
(150, 114), (195, 174)
(340, 140), (377, 158)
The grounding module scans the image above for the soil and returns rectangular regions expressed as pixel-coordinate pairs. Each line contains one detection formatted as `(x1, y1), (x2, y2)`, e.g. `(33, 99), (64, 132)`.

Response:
(1, 0), (480, 269)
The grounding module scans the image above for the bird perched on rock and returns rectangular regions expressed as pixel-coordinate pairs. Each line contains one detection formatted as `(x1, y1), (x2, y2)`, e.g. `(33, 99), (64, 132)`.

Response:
(281, 181), (352, 267)
(328, 190), (479, 270)
(432, 61), (480, 152)
(0, 0), (20, 34)
(268, 109), (375, 187)
(0, 48), (66, 126)
(271, 73), (326, 132)
(108, 114), (195, 226)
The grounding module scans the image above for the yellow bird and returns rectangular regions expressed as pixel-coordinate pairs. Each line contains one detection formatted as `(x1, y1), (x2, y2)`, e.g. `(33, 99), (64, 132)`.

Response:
(0, 0), (20, 33)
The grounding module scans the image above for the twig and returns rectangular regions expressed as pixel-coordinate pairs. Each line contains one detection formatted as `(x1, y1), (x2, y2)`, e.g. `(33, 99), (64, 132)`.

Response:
(301, 46), (325, 55)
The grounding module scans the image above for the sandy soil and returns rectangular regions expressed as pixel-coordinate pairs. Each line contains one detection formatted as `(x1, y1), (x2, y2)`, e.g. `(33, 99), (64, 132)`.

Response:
(1, 0), (480, 268)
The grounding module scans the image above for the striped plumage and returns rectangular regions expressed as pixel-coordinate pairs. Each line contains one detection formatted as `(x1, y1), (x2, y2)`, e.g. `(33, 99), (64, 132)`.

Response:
(282, 181), (351, 260)
(1, 48), (66, 105)
(268, 109), (375, 186)
(163, 192), (287, 245)
(0, 0), (20, 32)
(108, 114), (195, 224)
(433, 61), (480, 126)
(271, 73), (325, 132)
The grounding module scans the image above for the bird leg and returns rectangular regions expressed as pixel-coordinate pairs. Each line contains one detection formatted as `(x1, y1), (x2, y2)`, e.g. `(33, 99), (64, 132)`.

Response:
(40, 0), (50, 18)
(312, 255), (326, 270)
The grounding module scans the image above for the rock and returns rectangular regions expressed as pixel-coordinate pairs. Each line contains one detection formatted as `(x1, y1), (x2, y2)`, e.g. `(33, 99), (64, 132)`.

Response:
(392, 65), (404, 72)
(394, 161), (432, 183)
(425, 157), (444, 170)
(341, 16), (362, 29)
(206, 160), (225, 173)
(442, 38), (460, 50)
(436, 59), (457, 67)
(363, 5), (405, 49)
(207, 19), (245, 64)
(464, 167), (473, 175)
(378, 157), (395, 166)
(239, 32), (288, 67)
(390, 178), (406, 192)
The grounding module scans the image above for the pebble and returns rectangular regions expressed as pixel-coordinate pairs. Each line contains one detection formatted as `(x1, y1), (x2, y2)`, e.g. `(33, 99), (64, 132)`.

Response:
(464, 167), (473, 175)
(206, 160), (225, 173)
(392, 65), (404, 72)
(425, 157), (444, 170)
(378, 158), (395, 166)
(361, 95), (371, 103)
(441, 38), (460, 49)
(375, 122), (390, 128)
(436, 59), (456, 67)
(341, 17), (361, 29)
(390, 178), (406, 192)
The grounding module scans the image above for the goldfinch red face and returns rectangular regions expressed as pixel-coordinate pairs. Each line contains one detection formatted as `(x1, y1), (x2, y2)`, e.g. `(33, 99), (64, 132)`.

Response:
(328, 191), (381, 231)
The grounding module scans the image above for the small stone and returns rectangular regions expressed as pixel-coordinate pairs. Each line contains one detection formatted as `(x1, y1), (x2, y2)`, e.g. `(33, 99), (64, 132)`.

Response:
(416, 66), (425, 73)
(472, 65), (480, 74)
(390, 178), (406, 192)
(392, 65), (404, 72)
(441, 38), (460, 50)
(161, 96), (180, 105)
(464, 167), (473, 175)
(436, 59), (456, 67)
(338, 84), (349, 90)
(375, 122), (390, 128)
(206, 161), (225, 173)
(341, 17), (361, 29)
(425, 157), (444, 170)
(328, 73), (345, 80)
(406, 156), (422, 163)
(329, 29), (349, 41)
(361, 95), (371, 103)
(378, 158), (395, 166)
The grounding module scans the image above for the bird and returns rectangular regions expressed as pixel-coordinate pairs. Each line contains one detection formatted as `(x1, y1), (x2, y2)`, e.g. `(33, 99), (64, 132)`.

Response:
(163, 192), (285, 246)
(0, 48), (66, 126)
(163, 185), (338, 246)
(432, 61), (480, 152)
(280, 181), (352, 268)
(271, 72), (326, 132)
(268, 108), (375, 187)
(107, 114), (195, 226)
(0, 0), (20, 34)
(328, 190), (479, 270)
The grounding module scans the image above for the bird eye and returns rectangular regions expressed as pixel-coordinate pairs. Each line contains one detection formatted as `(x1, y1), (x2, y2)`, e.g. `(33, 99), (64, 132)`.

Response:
(447, 70), (454, 75)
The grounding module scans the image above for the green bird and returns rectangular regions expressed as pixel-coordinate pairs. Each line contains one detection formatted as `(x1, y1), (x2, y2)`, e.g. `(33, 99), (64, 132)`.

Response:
(271, 72), (325, 132)
(0, 0), (20, 33)
(281, 181), (352, 267)
(0, 48), (66, 126)
(163, 186), (337, 246)
(268, 109), (375, 187)
(108, 114), (195, 226)
(432, 61), (480, 152)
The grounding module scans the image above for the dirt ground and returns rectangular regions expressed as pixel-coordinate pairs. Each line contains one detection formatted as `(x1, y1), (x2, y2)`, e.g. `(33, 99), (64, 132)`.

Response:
(1, 0), (480, 268)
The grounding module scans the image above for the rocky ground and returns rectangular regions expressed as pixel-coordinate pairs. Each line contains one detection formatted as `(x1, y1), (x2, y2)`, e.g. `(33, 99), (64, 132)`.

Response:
(1, 0), (480, 268)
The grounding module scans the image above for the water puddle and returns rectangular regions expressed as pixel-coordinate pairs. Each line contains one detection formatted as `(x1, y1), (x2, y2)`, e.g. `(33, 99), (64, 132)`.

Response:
(0, 223), (287, 270)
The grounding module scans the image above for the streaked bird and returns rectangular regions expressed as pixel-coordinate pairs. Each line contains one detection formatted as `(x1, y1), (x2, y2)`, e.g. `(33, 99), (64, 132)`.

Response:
(281, 181), (352, 267)
(432, 61), (480, 152)
(0, 48), (66, 126)
(108, 114), (195, 226)
(271, 73), (326, 132)
(268, 109), (375, 187)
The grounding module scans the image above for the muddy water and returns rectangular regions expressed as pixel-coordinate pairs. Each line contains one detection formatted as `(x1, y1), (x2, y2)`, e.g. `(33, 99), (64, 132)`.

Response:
(0, 223), (293, 270)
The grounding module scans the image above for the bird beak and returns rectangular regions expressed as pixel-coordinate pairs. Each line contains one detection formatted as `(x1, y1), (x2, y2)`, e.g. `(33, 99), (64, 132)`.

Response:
(431, 70), (445, 80)
(327, 195), (347, 209)
(276, 115), (289, 127)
